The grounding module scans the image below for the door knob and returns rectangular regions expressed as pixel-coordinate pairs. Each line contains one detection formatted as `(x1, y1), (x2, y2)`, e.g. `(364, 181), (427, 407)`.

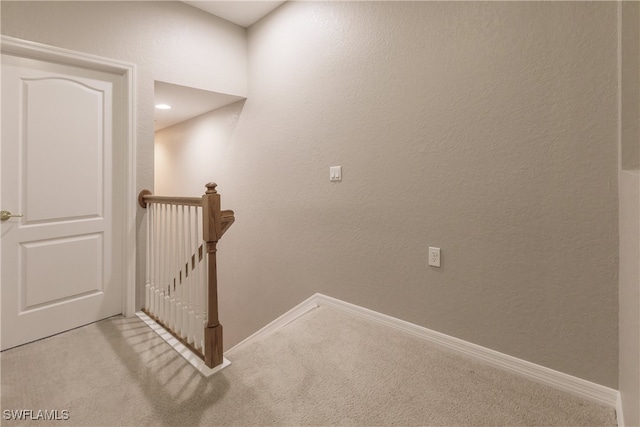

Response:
(0, 210), (23, 221)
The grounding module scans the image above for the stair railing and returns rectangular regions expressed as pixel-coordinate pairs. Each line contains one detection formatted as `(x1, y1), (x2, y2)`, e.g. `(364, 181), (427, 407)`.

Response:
(138, 183), (235, 368)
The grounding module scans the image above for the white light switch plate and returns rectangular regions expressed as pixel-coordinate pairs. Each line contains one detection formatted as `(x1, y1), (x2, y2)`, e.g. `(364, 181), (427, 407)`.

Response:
(330, 166), (342, 181)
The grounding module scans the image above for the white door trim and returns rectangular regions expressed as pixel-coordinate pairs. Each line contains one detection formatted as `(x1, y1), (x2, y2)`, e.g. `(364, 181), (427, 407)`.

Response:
(1, 35), (137, 317)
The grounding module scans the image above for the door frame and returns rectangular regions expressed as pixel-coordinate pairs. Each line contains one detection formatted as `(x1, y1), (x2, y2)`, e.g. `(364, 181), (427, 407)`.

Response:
(1, 35), (137, 317)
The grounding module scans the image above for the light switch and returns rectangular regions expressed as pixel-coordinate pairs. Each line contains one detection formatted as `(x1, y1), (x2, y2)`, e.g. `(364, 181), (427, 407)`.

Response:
(330, 166), (342, 181)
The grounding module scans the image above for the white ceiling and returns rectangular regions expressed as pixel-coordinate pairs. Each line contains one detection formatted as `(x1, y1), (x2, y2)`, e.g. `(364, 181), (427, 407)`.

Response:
(182, 1), (286, 28)
(154, 81), (245, 131)
(155, 1), (285, 132)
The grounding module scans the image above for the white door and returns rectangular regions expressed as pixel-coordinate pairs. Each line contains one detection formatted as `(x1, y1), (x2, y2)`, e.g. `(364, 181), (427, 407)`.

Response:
(1, 54), (124, 350)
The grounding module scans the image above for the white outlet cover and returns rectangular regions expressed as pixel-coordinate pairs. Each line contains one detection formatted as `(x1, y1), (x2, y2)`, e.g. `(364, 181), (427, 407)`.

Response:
(429, 247), (441, 267)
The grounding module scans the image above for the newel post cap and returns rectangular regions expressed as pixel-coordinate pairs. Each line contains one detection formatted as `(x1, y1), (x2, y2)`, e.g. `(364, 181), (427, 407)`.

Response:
(205, 182), (218, 194)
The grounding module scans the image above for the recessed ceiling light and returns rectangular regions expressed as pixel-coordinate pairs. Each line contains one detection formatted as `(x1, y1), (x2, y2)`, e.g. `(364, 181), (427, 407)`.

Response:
(155, 103), (172, 110)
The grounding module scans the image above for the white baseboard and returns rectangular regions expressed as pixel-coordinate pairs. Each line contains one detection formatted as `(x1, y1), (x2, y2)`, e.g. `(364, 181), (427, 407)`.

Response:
(313, 294), (619, 409)
(229, 293), (620, 412)
(135, 311), (231, 377)
(228, 295), (320, 353)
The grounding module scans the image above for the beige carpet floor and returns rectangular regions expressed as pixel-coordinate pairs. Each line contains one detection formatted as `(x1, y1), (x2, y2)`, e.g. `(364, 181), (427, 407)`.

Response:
(0, 305), (617, 426)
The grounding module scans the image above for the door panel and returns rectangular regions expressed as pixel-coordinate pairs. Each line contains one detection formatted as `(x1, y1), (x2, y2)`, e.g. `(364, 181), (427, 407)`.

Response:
(23, 77), (106, 222)
(21, 233), (103, 310)
(1, 54), (122, 350)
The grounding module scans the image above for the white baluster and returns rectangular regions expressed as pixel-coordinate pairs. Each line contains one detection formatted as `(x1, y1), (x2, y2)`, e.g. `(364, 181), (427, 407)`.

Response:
(200, 247), (208, 352)
(145, 203), (151, 312)
(155, 204), (162, 320)
(167, 204), (174, 325)
(166, 203), (172, 328)
(173, 204), (180, 333)
(195, 206), (205, 351)
(153, 203), (161, 317)
(182, 205), (190, 340)
(188, 205), (197, 346)
(175, 204), (183, 337)
(154, 203), (162, 317)
(150, 203), (157, 315)
(149, 204), (155, 316)
(169, 203), (176, 330)
(159, 203), (167, 322)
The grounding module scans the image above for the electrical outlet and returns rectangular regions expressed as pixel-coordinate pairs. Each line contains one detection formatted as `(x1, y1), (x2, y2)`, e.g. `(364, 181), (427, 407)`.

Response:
(429, 247), (441, 267)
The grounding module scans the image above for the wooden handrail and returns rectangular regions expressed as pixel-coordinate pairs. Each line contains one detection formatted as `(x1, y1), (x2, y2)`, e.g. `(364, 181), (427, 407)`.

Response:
(138, 182), (235, 369)
(138, 190), (202, 208)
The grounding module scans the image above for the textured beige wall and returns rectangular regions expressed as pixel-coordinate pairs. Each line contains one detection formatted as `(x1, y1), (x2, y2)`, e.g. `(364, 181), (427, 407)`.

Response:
(213, 1), (618, 387)
(621, 1), (640, 171)
(2, 1), (621, 389)
(618, 1), (640, 424)
(155, 101), (246, 196)
(0, 1), (247, 308)
(619, 171), (640, 427)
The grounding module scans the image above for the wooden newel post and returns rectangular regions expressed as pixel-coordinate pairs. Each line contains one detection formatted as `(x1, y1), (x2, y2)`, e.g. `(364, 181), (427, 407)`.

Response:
(203, 182), (224, 368)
